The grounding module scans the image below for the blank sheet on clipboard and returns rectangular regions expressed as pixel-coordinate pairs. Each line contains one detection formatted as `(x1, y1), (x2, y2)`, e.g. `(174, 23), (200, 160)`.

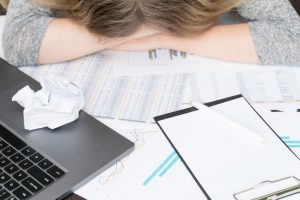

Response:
(156, 96), (300, 200)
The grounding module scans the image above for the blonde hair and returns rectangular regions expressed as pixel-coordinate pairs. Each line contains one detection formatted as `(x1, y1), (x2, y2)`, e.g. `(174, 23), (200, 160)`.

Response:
(0, 0), (8, 9)
(1, 0), (243, 37)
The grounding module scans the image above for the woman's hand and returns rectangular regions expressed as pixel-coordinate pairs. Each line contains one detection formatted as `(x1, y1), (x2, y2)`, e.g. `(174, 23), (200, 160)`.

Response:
(103, 25), (160, 49)
(112, 33), (172, 51)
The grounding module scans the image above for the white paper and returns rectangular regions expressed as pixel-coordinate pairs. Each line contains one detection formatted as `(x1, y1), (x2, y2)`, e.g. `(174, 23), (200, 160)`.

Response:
(75, 121), (207, 200)
(190, 69), (300, 103)
(12, 76), (84, 130)
(192, 101), (263, 143)
(257, 111), (300, 156)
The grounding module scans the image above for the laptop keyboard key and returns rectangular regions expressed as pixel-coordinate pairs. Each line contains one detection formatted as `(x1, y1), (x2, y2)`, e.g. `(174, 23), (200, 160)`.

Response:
(13, 187), (31, 200)
(0, 172), (10, 184)
(29, 153), (44, 163)
(13, 171), (28, 181)
(7, 196), (18, 200)
(38, 159), (53, 170)
(4, 179), (19, 191)
(4, 163), (19, 174)
(11, 153), (25, 163)
(0, 157), (11, 167)
(0, 189), (10, 199)
(2, 147), (17, 157)
(0, 125), (27, 150)
(27, 166), (54, 186)
(21, 147), (35, 157)
(0, 141), (8, 150)
(47, 166), (65, 179)
(22, 177), (43, 193)
(18, 159), (33, 170)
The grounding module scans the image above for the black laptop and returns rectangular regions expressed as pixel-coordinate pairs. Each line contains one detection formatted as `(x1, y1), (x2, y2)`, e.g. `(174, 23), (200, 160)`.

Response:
(0, 58), (134, 200)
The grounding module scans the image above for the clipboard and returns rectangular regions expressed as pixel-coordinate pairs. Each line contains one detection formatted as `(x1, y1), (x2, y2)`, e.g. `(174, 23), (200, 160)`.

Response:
(154, 95), (300, 200)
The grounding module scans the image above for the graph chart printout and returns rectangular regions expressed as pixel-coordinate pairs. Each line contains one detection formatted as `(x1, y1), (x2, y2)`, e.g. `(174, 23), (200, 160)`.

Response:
(20, 53), (188, 123)
(126, 49), (197, 66)
(113, 50), (300, 105)
(189, 68), (300, 104)
(258, 112), (300, 156)
(75, 126), (207, 200)
(112, 50), (265, 76)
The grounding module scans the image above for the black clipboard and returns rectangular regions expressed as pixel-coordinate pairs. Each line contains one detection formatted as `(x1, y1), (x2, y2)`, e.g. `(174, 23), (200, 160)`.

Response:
(154, 94), (300, 200)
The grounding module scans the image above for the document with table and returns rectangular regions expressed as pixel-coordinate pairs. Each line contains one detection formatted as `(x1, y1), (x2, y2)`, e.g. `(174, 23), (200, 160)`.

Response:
(155, 95), (300, 200)
(19, 51), (300, 123)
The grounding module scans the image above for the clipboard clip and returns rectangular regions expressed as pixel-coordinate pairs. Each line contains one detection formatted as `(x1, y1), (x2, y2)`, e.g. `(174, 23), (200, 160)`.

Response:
(233, 176), (300, 200)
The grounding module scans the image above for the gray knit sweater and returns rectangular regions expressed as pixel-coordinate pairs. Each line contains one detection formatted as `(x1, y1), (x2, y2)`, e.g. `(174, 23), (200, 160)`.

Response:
(2, 0), (300, 66)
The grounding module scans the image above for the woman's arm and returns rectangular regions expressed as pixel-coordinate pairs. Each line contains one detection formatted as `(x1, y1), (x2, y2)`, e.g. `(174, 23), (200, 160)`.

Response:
(38, 19), (103, 65)
(237, 0), (300, 65)
(3, 0), (156, 66)
(3, 0), (54, 66)
(115, 0), (300, 66)
(113, 24), (259, 64)
(38, 19), (155, 64)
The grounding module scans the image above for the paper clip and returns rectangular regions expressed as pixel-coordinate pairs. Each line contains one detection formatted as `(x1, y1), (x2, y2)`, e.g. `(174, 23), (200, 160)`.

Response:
(234, 176), (300, 200)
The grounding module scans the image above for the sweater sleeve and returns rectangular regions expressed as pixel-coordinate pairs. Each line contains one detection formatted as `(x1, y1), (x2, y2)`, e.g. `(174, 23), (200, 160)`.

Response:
(238, 0), (300, 65)
(2, 0), (54, 66)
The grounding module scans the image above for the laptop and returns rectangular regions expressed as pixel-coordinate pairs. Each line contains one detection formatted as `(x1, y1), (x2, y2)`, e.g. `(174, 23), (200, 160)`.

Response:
(0, 58), (134, 200)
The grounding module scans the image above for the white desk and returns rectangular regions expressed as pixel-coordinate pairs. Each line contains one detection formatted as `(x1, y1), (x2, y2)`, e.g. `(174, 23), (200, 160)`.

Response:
(0, 15), (299, 200)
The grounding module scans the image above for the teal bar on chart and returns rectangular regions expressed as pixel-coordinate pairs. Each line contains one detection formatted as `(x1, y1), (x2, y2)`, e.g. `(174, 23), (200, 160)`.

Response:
(285, 141), (300, 144)
(143, 151), (177, 186)
(159, 155), (180, 177)
(288, 145), (300, 148)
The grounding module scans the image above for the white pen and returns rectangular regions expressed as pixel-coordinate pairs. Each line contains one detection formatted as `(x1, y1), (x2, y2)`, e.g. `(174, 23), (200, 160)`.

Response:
(192, 101), (264, 143)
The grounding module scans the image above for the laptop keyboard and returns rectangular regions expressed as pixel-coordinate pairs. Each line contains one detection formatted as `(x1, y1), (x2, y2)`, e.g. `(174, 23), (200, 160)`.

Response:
(0, 124), (66, 200)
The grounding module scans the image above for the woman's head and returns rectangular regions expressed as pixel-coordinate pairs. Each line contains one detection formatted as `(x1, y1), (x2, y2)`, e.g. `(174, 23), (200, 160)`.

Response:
(1, 0), (242, 37)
